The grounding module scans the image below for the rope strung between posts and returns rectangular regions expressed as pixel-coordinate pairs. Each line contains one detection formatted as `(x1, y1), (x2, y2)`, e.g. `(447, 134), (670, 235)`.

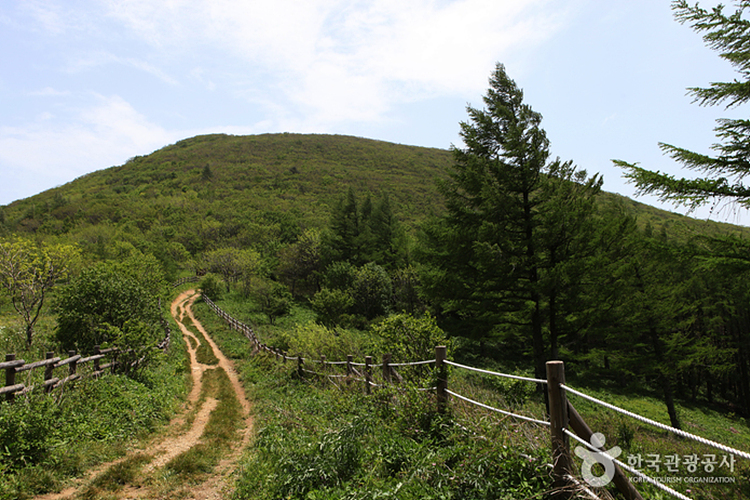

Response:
(564, 428), (691, 500)
(446, 389), (550, 427)
(389, 359), (436, 367)
(562, 384), (750, 461)
(445, 360), (547, 385)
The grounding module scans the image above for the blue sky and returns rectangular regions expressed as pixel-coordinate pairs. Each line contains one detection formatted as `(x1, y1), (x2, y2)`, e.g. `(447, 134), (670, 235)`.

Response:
(2, 0), (746, 225)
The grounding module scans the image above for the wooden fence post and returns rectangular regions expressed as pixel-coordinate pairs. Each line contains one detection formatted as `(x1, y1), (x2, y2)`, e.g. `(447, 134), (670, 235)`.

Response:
(365, 356), (372, 395)
(346, 355), (353, 385)
(5, 354), (17, 402)
(44, 352), (55, 393)
(93, 345), (101, 373)
(297, 356), (303, 379)
(436, 346), (447, 414)
(382, 353), (391, 384)
(68, 350), (77, 378)
(567, 402), (644, 500)
(321, 355), (326, 375)
(546, 360), (571, 496)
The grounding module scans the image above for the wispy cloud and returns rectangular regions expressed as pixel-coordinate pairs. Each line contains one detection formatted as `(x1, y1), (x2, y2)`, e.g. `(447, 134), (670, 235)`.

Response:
(97, 0), (569, 127)
(0, 94), (178, 200)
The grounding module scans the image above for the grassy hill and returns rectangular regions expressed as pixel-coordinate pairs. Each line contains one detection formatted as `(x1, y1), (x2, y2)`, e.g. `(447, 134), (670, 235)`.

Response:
(1, 133), (748, 254)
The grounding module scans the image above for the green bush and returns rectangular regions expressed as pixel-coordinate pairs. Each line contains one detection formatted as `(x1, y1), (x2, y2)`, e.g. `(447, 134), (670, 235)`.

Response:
(55, 254), (167, 353)
(0, 395), (58, 471)
(311, 288), (354, 327)
(199, 273), (224, 301)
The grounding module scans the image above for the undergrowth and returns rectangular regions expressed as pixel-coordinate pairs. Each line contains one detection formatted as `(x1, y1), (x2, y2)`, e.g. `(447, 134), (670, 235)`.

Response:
(192, 299), (554, 500)
(0, 292), (190, 500)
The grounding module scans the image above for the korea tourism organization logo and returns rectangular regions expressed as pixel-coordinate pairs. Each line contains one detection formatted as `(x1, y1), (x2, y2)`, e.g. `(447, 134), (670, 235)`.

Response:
(574, 432), (621, 487)
(574, 432), (739, 488)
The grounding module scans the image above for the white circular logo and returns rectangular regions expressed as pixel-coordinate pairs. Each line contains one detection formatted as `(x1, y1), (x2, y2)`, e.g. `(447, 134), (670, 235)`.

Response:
(574, 432), (622, 487)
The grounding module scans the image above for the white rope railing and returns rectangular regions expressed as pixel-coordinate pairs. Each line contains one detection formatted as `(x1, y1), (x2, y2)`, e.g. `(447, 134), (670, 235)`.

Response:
(562, 384), (750, 461)
(445, 360), (547, 385)
(564, 428), (691, 500)
(446, 389), (550, 427)
(389, 359), (436, 367)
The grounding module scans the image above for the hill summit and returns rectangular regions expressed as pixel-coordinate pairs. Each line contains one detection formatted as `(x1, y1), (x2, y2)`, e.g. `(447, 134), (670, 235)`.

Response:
(1, 133), (746, 254)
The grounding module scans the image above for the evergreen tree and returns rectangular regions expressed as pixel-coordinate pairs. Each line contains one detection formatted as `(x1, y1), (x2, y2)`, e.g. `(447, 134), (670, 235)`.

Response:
(615, 0), (750, 212)
(325, 187), (360, 264)
(420, 63), (600, 381)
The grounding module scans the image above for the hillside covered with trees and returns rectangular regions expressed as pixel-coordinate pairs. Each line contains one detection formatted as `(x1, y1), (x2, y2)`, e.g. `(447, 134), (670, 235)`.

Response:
(3, 1), (750, 497)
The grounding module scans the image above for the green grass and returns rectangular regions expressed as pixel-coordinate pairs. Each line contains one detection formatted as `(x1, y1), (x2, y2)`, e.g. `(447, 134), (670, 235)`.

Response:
(193, 298), (554, 500)
(192, 295), (750, 500)
(78, 453), (151, 500)
(0, 291), (190, 500)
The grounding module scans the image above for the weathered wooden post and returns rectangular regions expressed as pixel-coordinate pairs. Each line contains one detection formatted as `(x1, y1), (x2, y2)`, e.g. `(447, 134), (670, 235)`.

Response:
(93, 345), (101, 373)
(5, 353), (17, 402)
(68, 350), (77, 378)
(297, 356), (303, 379)
(567, 403), (644, 500)
(321, 355), (326, 375)
(382, 353), (391, 384)
(364, 356), (372, 395)
(546, 360), (571, 496)
(346, 355), (353, 385)
(44, 352), (55, 393)
(436, 346), (447, 414)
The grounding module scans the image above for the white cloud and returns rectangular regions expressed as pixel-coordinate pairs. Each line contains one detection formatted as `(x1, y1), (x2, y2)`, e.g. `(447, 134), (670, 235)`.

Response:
(0, 94), (178, 203)
(97, 0), (568, 128)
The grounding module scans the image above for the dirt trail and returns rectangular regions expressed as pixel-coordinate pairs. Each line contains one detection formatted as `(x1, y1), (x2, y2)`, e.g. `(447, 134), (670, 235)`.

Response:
(36, 289), (254, 500)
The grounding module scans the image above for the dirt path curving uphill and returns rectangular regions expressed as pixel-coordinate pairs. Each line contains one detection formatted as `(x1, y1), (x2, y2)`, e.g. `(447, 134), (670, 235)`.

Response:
(36, 289), (253, 500)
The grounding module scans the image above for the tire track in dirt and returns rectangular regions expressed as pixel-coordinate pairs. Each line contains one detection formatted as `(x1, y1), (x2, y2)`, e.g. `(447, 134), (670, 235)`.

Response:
(35, 289), (254, 500)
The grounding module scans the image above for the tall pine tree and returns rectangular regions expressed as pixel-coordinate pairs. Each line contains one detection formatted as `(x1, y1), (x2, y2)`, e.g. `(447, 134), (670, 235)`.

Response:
(615, 0), (750, 212)
(420, 63), (600, 381)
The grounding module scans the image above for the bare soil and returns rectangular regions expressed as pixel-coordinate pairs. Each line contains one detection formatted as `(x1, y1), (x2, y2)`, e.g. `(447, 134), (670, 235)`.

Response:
(35, 289), (253, 500)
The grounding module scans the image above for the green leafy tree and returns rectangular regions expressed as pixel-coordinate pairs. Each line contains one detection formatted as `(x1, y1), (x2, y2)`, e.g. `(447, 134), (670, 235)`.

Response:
(310, 288), (355, 328)
(352, 262), (392, 321)
(372, 313), (449, 363)
(419, 63), (601, 381)
(277, 228), (322, 296)
(615, 0), (750, 211)
(0, 238), (80, 346)
(55, 254), (167, 353)
(246, 276), (293, 324)
(201, 247), (261, 291)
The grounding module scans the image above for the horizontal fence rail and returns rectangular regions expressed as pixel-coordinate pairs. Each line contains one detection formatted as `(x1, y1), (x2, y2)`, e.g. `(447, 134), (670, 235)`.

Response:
(2, 281), (183, 404)
(199, 292), (748, 500)
(2, 347), (116, 402)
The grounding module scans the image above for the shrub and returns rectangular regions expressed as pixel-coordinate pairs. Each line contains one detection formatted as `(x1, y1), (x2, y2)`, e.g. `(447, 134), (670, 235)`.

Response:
(199, 273), (224, 301)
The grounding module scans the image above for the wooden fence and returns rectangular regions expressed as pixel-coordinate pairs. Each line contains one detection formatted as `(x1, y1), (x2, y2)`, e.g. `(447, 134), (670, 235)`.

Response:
(201, 294), (749, 500)
(1, 289), (178, 404)
(1, 347), (118, 402)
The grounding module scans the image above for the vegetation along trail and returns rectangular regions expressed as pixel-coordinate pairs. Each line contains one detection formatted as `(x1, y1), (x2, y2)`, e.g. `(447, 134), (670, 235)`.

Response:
(36, 289), (253, 500)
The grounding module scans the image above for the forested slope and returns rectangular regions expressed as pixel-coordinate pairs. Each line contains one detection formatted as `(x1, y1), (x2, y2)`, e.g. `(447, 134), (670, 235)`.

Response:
(1, 133), (747, 256)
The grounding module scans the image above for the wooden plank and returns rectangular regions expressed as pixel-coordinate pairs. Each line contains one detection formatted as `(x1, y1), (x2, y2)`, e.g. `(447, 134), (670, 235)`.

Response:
(78, 354), (106, 364)
(56, 373), (81, 386)
(16, 357), (61, 372)
(43, 377), (60, 388)
(0, 359), (25, 370)
(0, 383), (25, 395)
(55, 355), (81, 367)
(546, 360), (572, 495)
(568, 401), (644, 500)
